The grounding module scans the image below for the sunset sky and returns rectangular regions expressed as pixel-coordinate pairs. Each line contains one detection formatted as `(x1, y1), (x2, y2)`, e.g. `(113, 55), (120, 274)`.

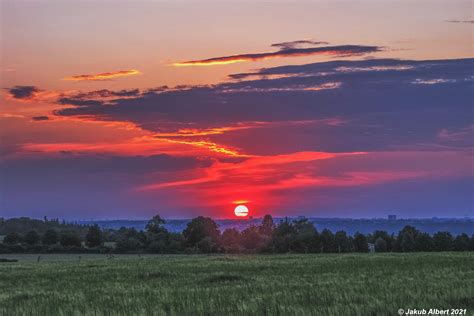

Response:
(1, 0), (473, 219)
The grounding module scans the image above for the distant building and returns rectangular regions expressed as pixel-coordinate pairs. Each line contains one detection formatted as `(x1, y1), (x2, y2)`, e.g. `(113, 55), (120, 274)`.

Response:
(388, 215), (397, 221)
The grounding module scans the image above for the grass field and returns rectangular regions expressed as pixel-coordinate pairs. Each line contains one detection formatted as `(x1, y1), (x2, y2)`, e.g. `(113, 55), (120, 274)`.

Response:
(0, 253), (472, 315)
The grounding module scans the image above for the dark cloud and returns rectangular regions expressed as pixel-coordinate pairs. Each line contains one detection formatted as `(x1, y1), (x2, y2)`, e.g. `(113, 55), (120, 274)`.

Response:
(271, 40), (329, 50)
(53, 58), (473, 154)
(173, 45), (381, 66)
(57, 97), (105, 107)
(32, 116), (50, 121)
(7, 85), (40, 99)
(70, 89), (141, 99)
(56, 89), (142, 107)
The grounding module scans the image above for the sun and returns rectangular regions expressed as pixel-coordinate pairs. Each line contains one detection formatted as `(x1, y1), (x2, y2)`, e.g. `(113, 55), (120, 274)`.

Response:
(234, 205), (249, 217)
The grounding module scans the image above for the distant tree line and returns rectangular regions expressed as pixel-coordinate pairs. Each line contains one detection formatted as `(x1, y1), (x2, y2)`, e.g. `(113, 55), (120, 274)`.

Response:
(1, 215), (473, 254)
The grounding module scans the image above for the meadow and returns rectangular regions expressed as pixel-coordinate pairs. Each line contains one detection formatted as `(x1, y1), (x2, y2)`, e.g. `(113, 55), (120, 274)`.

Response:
(0, 253), (472, 315)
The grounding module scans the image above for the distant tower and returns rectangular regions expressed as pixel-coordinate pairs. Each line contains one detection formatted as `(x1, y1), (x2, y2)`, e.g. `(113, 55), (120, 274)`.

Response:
(388, 215), (397, 221)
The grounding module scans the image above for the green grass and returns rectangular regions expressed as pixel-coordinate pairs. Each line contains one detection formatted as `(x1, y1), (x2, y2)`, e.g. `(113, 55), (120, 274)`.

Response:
(0, 253), (472, 315)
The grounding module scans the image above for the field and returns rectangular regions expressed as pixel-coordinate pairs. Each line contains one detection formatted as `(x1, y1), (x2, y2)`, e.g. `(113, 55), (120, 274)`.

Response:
(0, 253), (472, 315)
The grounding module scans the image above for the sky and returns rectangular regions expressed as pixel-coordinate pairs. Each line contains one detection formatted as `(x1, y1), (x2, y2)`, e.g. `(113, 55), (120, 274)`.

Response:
(0, 0), (473, 220)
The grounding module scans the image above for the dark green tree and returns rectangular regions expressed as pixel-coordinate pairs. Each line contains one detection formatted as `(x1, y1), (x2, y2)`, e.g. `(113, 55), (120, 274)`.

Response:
(371, 230), (393, 251)
(166, 232), (185, 253)
(145, 215), (166, 234)
(24, 230), (40, 245)
(272, 219), (296, 253)
(335, 230), (351, 253)
(292, 219), (318, 253)
(433, 232), (453, 251)
(452, 233), (469, 251)
(374, 237), (388, 252)
(469, 235), (474, 251)
(320, 229), (336, 253)
(221, 228), (241, 253)
(85, 225), (103, 248)
(396, 225), (419, 252)
(415, 232), (434, 251)
(197, 237), (218, 253)
(42, 229), (59, 245)
(146, 215), (170, 253)
(353, 232), (369, 252)
(241, 226), (264, 251)
(183, 216), (220, 249)
(60, 231), (82, 247)
(3, 232), (22, 245)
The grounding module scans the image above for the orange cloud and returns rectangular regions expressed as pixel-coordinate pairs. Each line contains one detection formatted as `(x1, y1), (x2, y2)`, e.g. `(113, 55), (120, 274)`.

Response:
(64, 70), (141, 81)
(159, 138), (250, 157)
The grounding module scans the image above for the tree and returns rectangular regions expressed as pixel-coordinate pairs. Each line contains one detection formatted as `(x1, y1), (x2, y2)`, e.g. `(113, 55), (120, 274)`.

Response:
(24, 230), (40, 245)
(397, 225), (419, 252)
(145, 215), (169, 253)
(85, 225), (103, 248)
(167, 232), (185, 253)
(42, 229), (59, 245)
(453, 234), (470, 251)
(197, 237), (218, 253)
(433, 232), (453, 251)
(4, 232), (22, 245)
(415, 232), (434, 252)
(183, 216), (220, 249)
(145, 215), (166, 234)
(374, 237), (387, 252)
(221, 228), (241, 253)
(259, 214), (274, 236)
(469, 235), (474, 251)
(272, 219), (296, 253)
(60, 231), (81, 247)
(114, 227), (146, 252)
(320, 229), (336, 253)
(335, 230), (351, 253)
(292, 219), (318, 253)
(241, 226), (264, 251)
(353, 232), (369, 252)
(371, 230), (393, 251)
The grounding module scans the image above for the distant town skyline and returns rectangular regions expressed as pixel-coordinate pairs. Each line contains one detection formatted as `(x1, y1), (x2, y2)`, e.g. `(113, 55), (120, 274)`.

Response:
(1, 1), (473, 219)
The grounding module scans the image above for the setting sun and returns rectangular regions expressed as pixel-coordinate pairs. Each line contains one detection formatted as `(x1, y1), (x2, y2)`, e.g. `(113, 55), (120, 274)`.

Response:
(234, 205), (249, 217)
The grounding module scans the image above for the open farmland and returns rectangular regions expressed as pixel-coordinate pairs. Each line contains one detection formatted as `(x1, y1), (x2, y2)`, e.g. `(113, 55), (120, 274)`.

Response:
(0, 253), (472, 315)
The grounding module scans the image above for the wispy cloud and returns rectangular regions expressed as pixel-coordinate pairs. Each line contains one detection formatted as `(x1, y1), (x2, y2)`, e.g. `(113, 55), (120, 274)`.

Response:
(32, 116), (50, 121)
(173, 45), (381, 66)
(270, 40), (329, 49)
(445, 19), (474, 24)
(63, 69), (141, 81)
